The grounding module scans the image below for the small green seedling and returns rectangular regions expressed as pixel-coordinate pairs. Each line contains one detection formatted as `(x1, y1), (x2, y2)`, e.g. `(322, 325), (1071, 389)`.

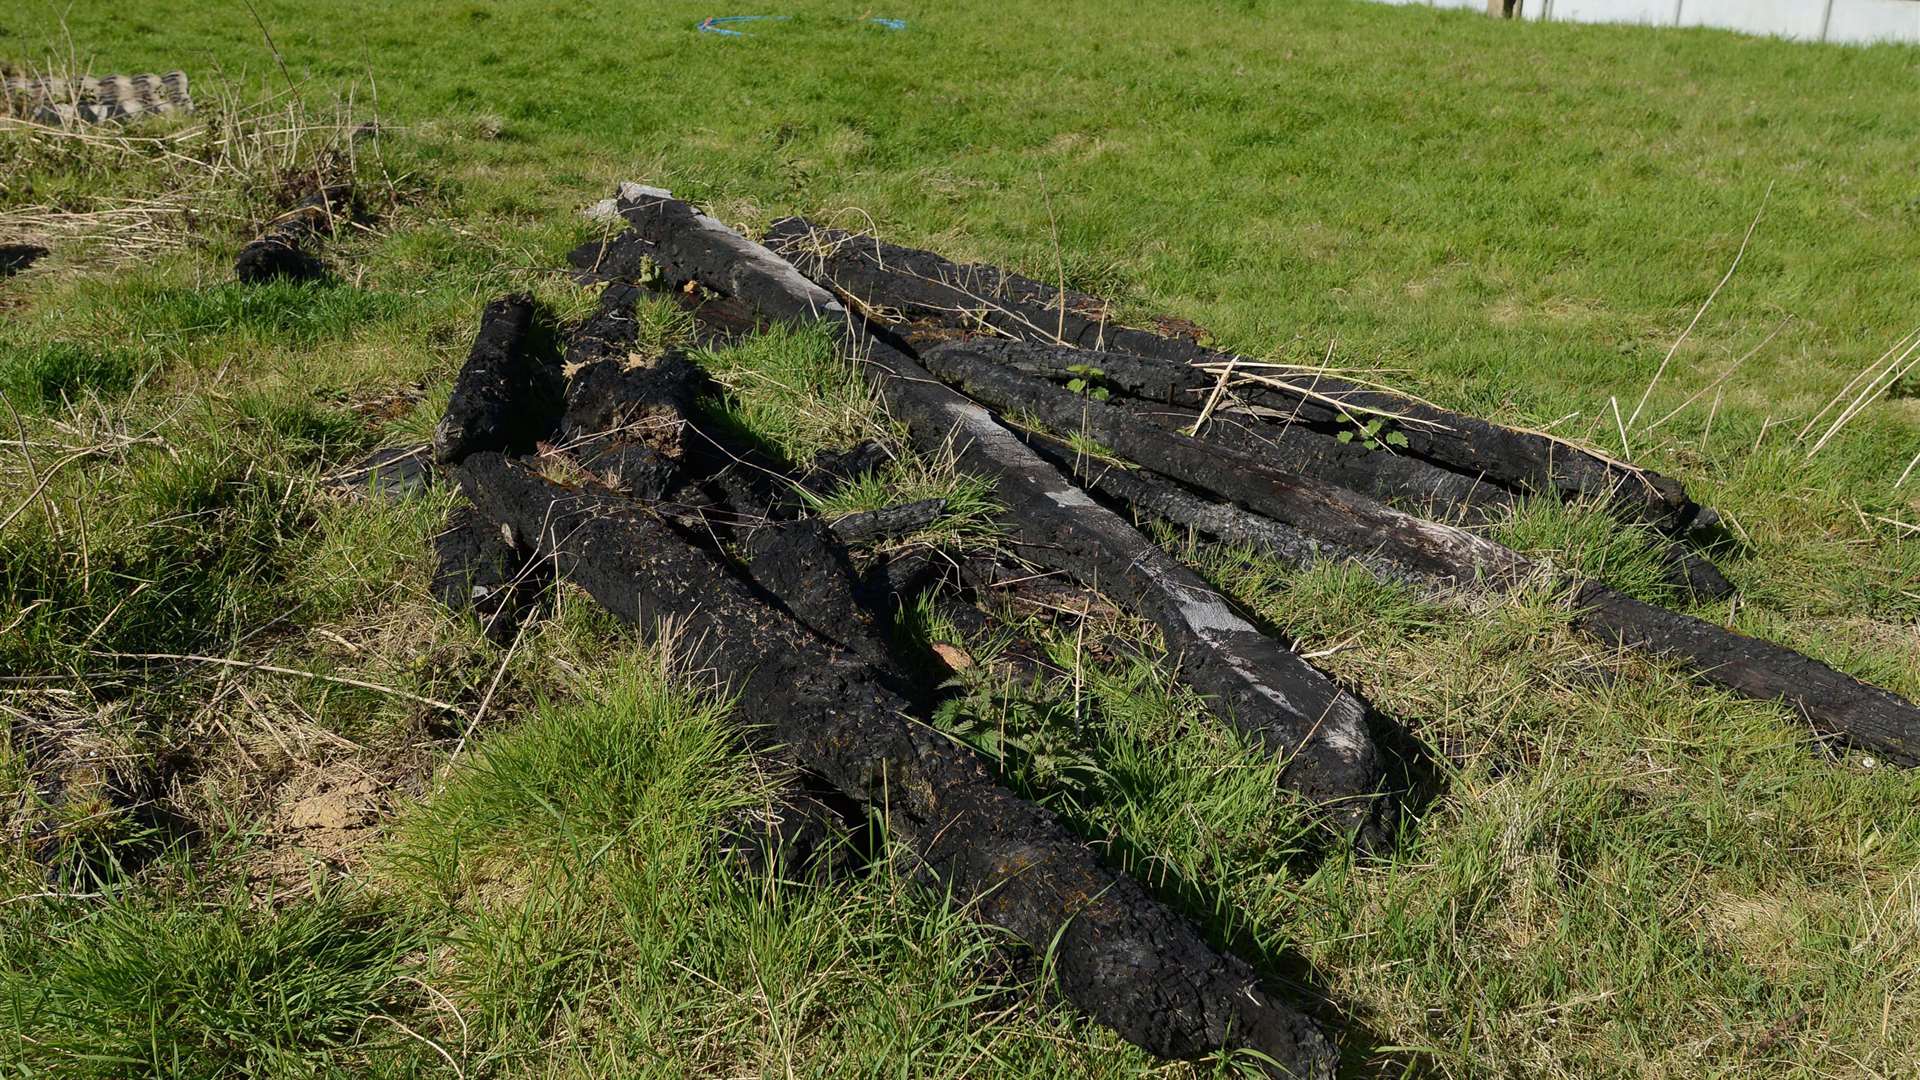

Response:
(1336, 416), (1409, 451)
(1064, 363), (1111, 401)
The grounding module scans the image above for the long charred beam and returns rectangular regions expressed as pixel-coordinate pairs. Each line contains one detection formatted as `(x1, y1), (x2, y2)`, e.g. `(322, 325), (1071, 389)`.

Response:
(453, 452), (1338, 1078)
(923, 344), (1919, 766)
(959, 338), (1732, 601)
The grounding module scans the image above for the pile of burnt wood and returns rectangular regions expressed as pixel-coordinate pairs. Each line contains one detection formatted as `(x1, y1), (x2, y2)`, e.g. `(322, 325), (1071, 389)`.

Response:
(425, 185), (1919, 1078)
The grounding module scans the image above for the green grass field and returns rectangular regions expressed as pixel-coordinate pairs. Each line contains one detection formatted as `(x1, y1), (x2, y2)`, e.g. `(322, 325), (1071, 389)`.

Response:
(3, 1), (1918, 1076)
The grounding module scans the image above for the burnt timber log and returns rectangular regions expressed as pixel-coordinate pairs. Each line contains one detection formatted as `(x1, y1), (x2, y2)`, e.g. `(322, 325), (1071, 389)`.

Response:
(583, 187), (1396, 844)
(432, 294), (562, 466)
(826, 497), (948, 543)
(952, 338), (1508, 521)
(234, 185), (350, 284)
(760, 218), (1709, 535)
(923, 344), (1920, 766)
(453, 451), (1339, 1078)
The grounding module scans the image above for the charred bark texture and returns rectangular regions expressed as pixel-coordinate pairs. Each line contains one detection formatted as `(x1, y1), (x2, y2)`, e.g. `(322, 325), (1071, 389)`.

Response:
(959, 339), (1505, 515)
(452, 451), (1338, 1078)
(588, 187), (1394, 845)
(235, 185), (350, 284)
(827, 498), (947, 543)
(925, 345), (1920, 765)
(1021, 433), (1428, 590)
(744, 519), (898, 672)
(761, 218), (1707, 534)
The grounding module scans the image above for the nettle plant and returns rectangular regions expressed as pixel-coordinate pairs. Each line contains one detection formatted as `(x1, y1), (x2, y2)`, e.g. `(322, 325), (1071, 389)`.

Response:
(1336, 414), (1409, 451)
(1064, 363), (1111, 402)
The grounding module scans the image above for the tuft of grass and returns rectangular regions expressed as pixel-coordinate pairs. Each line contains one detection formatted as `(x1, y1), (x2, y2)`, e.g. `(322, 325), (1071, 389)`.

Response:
(692, 320), (1005, 544)
(1493, 496), (1690, 606)
(691, 322), (879, 464)
(0, 878), (426, 1079)
(0, 342), (147, 412)
(383, 652), (1162, 1076)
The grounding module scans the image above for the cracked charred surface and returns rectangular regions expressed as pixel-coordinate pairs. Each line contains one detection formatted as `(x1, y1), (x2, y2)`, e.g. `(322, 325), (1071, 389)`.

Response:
(926, 347), (1920, 766)
(744, 519), (899, 674)
(559, 350), (702, 496)
(450, 451), (1338, 1079)
(578, 188), (1394, 847)
(934, 342), (1729, 599)
(762, 217), (1707, 535)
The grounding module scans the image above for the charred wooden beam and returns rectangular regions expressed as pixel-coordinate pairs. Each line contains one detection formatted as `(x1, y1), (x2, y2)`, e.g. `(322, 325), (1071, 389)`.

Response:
(1, 243), (48, 277)
(971, 339), (1511, 519)
(452, 451), (1338, 1078)
(744, 518), (900, 673)
(1021, 433), (1429, 591)
(587, 187), (1396, 845)
(761, 218), (1709, 535)
(432, 294), (563, 465)
(924, 345), (1920, 765)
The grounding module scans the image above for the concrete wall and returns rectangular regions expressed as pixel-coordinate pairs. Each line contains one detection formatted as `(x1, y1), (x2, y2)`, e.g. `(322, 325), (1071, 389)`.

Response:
(1374, 0), (1920, 44)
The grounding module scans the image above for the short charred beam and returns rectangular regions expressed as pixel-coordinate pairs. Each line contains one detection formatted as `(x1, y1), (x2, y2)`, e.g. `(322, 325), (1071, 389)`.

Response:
(827, 498), (947, 543)
(1, 243), (49, 277)
(762, 218), (1706, 534)
(798, 440), (895, 495)
(1646, 539), (1737, 604)
(925, 346), (1920, 765)
(235, 185), (350, 284)
(432, 295), (563, 465)
(453, 452), (1337, 1078)
(557, 348), (702, 496)
(600, 188), (1394, 845)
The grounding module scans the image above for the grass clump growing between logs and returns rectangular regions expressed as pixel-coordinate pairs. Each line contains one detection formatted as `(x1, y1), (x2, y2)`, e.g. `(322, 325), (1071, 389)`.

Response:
(692, 320), (1003, 543)
(2, 1), (1918, 1077)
